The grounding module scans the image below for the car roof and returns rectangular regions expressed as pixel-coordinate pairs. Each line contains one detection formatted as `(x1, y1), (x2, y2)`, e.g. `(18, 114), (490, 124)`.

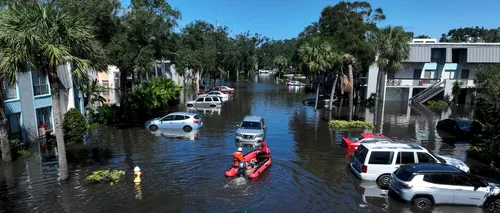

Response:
(168, 112), (198, 117)
(361, 143), (425, 150)
(243, 115), (263, 122)
(400, 163), (463, 173)
(360, 133), (385, 137)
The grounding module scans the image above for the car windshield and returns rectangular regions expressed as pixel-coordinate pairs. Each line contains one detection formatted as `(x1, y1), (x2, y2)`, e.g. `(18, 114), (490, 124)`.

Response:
(456, 120), (471, 130)
(349, 135), (364, 142)
(428, 152), (446, 163)
(240, 121), (261, 129)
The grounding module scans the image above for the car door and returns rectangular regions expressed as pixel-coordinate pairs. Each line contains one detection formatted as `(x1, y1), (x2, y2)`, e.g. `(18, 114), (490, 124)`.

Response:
(172, 115), (188, 129)
(422, 174), (455, 204)
(158, 115), (175, 129)
(452, 174), (488, 206)
(366, 151), (395, 177)
(204, 97), (213, 107)
(394, 151), (416, 170)
(416, 152), (439, 164)
(195, 98), (204, 107)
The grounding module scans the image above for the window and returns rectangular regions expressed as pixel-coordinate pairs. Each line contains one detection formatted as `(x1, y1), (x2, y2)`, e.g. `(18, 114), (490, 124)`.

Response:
(453, 175), (473, 186)
(6, 113), (22, 140)
(396, 152), (415, 164)
(368, 151), (394, 165)
(32, 71), (49, 96)
(174, 115), (187, 120)
(212, 97), (220, 101)
(3, 83), (17, 100)
(161, 115), (174, 121)
(461, 69), (470, 79)
(240, 121), (262, 130)
(350, 135), (364, 142)
(395, 168), (415, 181)
(424, 174), (452, 185)
(36, 107), (52, 132)
(417, 152), (438, 163)
(196, 98), (204, 102)
(193, 115), (201, 119)
(101, 80), (109, 88)
(354, 145), (369, 163)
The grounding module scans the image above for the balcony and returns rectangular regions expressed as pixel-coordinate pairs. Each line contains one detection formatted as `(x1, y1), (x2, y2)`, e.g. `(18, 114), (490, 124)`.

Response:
(458, 79), (475, 88)
(386, 78), (441, 87)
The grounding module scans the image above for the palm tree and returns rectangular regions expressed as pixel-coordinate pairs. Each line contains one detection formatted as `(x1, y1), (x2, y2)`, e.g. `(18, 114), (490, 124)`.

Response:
(298, 37), (339, 110)
(273, 55), (288, 80)
(0, 80), (13, 161)
(342, 54), (355, 120)
(0, 2), (102, 180)
(372, 26), (412, 103)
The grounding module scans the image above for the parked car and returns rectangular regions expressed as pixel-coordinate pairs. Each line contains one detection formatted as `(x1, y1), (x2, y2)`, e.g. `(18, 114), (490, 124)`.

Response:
(286, 80), (306, 86)
(219, 86), (234, 94)
(350, 143), (470, 188)
(199, 91), (230, 101)
(186, 96), (222, 108)
(235, 115), (266, 147)
(436, 118), (481, 138)
(342, 133), (392, 149)
(389, 163), (500, 212)
(302, 95), (337, 107)
(144, 112), (203, 132)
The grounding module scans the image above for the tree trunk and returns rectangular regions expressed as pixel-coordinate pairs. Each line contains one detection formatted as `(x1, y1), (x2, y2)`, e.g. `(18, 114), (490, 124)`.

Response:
(119, 69), (129, 117)
(48, 73), (69, 181)
(194, 70), (200, 95)
(374, 70), (384, 103)
(329, 73), (338, 111)
(348, 65), (354, 121)
(314, 74), (320, 111)
(0, 84), (12, 162)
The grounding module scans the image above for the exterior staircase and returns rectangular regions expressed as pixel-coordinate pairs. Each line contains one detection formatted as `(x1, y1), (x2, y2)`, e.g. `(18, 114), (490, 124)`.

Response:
(409, 81), (445, 104)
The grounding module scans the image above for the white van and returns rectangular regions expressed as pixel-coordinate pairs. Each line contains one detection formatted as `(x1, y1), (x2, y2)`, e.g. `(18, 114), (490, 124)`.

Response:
(350, 143), (470, 188)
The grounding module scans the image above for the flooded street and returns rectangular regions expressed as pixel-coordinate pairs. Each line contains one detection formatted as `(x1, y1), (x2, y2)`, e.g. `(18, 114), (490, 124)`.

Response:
(0, 74), (495, 213)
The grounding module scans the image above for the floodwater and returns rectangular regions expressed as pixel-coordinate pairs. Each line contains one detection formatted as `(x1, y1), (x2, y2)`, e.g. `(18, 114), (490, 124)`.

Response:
(0, 74), (497, 213)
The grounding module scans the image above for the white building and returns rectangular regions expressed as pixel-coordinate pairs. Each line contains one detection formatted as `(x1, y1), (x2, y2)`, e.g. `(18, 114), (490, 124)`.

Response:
(367, 38), (500, 104)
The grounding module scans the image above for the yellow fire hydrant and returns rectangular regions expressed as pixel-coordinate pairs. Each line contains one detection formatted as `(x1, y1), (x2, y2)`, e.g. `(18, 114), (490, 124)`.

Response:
(134, 166), (143, 183)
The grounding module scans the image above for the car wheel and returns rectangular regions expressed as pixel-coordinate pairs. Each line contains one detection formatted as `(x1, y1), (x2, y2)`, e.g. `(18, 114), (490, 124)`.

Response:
(376, 174), (391, 188)
(187, 104), (193, 107)
(149, 125), (158, 131)
(487, 198), (500, 212)
(183, 126), (193, 132)
(413, 197), (432, 211)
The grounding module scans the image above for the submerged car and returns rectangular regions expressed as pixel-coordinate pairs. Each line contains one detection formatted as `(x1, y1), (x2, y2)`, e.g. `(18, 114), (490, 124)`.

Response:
(302, 95), (337, 107)
(436, 118), (481, 138)
(199, 91), (230, 101)
(235, 115), (266, 147)
(342, 133), (392, 149)
(144, 112), (203, 132)
(186, 96), (223, 108)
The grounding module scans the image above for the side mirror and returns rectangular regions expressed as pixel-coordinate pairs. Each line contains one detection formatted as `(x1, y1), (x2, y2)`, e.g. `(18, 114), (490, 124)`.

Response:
(236, 124), (240, 127)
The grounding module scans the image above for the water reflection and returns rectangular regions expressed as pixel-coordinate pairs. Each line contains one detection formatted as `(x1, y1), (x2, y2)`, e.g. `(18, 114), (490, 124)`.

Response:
(0, 81), (497, 212)
(187, 107), (221, 116)
(149, 128), (200, 140)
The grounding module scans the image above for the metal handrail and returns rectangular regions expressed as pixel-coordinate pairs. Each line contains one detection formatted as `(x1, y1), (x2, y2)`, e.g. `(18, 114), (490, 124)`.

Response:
(408, 80), (444, 102)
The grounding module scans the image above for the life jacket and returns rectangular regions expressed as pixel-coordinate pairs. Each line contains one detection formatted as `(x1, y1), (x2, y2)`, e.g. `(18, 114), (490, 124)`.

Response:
(233, 151), (244, 166)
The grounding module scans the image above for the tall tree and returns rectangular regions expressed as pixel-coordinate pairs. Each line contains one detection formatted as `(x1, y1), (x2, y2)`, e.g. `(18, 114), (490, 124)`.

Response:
(0, 80), (12, 161)
(440, 27), (500, 43)
(298, 36), (339, 111)
(342, 54), (355, 120)
(0, 1), (103, 178)
(106, 0), (180, 116)
(273, 55), (288, 79)
(415, 34), (431, 39)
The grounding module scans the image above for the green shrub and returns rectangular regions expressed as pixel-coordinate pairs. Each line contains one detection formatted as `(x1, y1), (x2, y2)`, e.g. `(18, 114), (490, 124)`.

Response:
(0, 139), (34, 160)
(467, 144), (500, 169)
(86, 169), (126, 184)
(328, 120), (375, 130)
(63, 108), (87, 144)
(88, 104), (121, 125)
(426, 100), (449, 110)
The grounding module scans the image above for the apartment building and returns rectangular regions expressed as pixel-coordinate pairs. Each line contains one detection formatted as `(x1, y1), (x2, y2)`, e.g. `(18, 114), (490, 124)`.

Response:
(96, 65), (120, 105)
(3, 64), (85, 143)
(367, 38), (500, 104)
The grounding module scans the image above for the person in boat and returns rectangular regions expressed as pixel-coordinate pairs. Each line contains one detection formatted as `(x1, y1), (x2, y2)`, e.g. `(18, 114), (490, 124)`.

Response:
(256, 142), (270, 163)
(233, 147), (245, 168)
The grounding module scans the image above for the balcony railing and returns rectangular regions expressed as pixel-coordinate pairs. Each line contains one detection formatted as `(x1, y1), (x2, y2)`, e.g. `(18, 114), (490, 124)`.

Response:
(386, 78), (441, 87)
(458, 79), (475, 87)
(34, 84), (50, 96)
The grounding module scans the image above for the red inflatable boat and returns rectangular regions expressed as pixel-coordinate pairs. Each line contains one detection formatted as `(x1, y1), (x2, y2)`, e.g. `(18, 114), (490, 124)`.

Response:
(225, 149), (272, 179)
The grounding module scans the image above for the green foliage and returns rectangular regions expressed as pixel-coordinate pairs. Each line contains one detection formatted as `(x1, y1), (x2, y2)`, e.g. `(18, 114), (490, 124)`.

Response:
(0, 139), (34, 160)
(328, 120), (374, 130)
(471, 65), (500, 167)
(86, 169), (125, 184)
(128, 77), (180, 122)
(297, 36), (340, 74)
(440, 26), (500, 43)
(372, 26), (412, 78)
(63, 108), (87, 145)
(452, 81), (463, 103)
(88, 104), (121, 125)
(426, 100), (449, 110)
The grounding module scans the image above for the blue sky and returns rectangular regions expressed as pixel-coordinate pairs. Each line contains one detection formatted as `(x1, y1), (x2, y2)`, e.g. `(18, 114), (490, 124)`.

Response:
(121, 0), (500, 40)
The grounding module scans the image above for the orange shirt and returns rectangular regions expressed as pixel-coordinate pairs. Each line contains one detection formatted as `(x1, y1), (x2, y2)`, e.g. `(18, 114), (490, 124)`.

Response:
(233, 151), (244, 166)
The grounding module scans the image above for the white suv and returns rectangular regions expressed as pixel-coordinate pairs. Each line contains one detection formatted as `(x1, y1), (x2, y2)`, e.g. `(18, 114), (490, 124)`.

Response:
(389, 163), (500, 212)
(350, 143), (470, 188)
